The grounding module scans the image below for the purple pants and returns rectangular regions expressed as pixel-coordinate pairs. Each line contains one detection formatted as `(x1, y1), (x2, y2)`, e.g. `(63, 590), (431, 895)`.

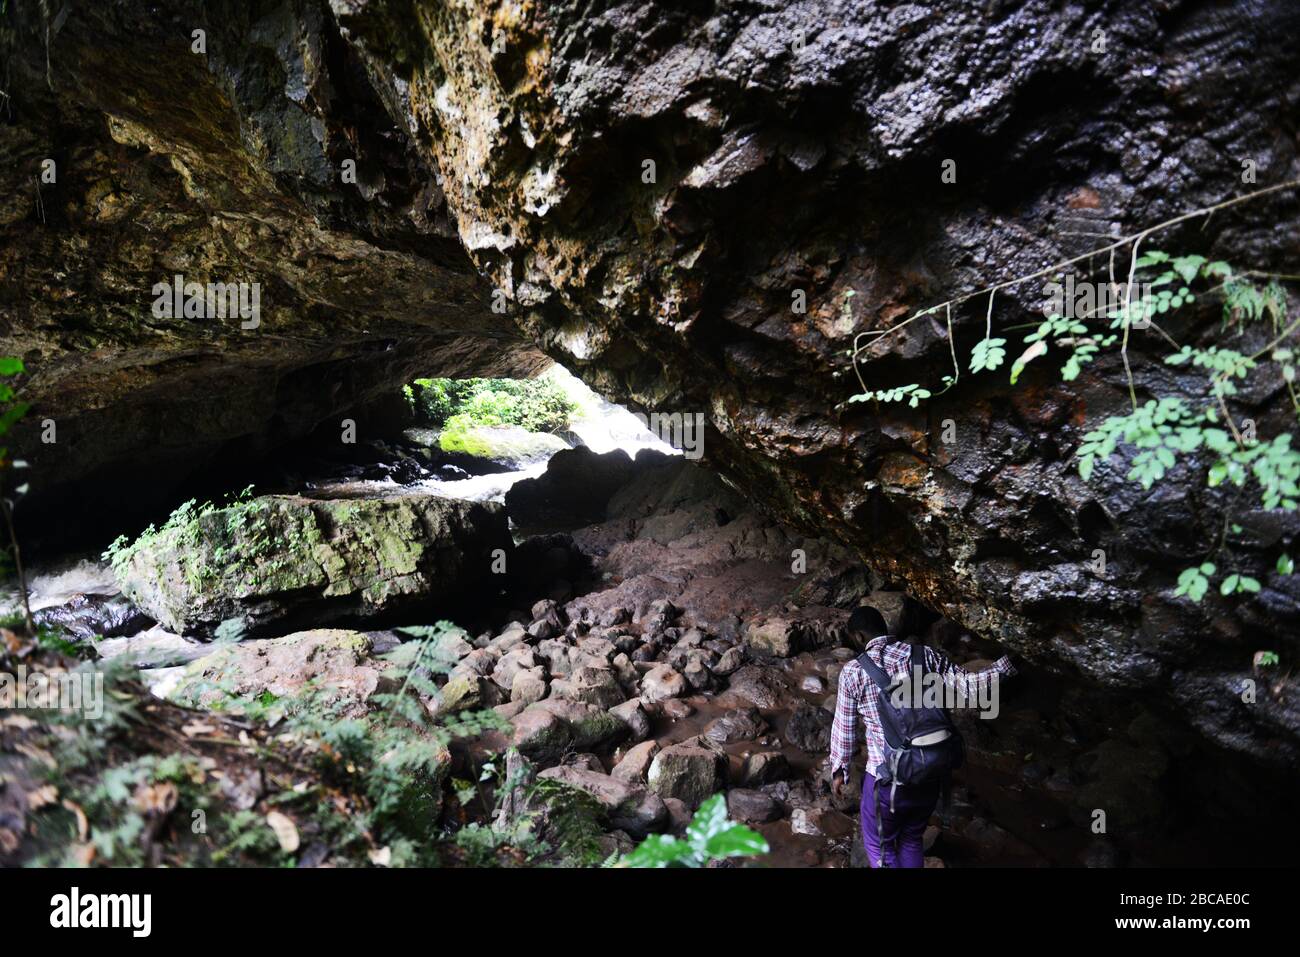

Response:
(860, 772), (940, 868)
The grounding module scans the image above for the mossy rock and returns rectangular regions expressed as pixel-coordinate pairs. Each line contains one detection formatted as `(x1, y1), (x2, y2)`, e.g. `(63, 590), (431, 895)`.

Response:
(113, 493), (511, 636)
(438, 423), (569, 469)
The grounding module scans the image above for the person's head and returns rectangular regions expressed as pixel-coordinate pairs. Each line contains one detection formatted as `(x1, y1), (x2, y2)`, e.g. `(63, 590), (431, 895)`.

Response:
(847, 605), (889, 640)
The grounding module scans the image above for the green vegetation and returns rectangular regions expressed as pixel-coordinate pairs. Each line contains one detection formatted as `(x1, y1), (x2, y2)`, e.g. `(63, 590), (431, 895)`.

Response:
(15, 624), (508, 868)
(621, 794), (769, 868)
(0, 355), (31, 631)
(405, 375), (577, 434)
(102, 484), (259, 577)
(448, 765), (608, 868)
(846, 245), (1299, 605)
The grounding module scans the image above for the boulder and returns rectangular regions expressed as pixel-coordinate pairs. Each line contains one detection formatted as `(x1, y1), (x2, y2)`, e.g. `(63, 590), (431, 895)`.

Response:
(451, 647), (501, 682)
(663, 797), (692, 836)
(510, 698), (627, 761)
(510, 668), (549, 705)
(599, 606), (632, 627)
(552, 665), (626, 710)
(681, 656), (714, 692)
(609, 699), (652, 742)
(536, 765), (668, 838)
(641, 665), (687, 703)
(434, 674), (501, 715)
(785, 702), (833, 753)
(536, 638), (579, 677)
(113, 494), (510, 637)
(491, 647), (539, 691)
(726, 665), (795, 709)
(704, 707), (769, 744)
(577, 636), (617, 664)
(531, 598), (565, 624)
(489, 622), (528, 651)
(740, 751), (790, 787)
(713, 647), (745, 676)
(791, 807), (853, 839)
(612, 740), (660, 784)
(439, 423), (569, 470)
(647, 742), (726, 809)
(801, 675), (827, 694)
(745, 618), (798, 658)
(727, 789), (782, 825)
(505, 447), (636, 529)
(527, 618), (558, 641)
(661, 698), (694, 721)
(169, 629), (381, 716)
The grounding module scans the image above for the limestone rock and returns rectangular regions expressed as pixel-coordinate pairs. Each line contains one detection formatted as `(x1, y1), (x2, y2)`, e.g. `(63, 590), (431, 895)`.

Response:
(745, 618), (798, 658)
(727, 789), (782, 825)
(169, 629), (381, 716)
(114, 494), (510, 637)
(536, 765), (668, 838)
(612, 740), (660, 784)
(641, 665), (687, 703)
(510, 698), (627, 761)
(552, 665), (626, 710)
(647, 742), (726, 809)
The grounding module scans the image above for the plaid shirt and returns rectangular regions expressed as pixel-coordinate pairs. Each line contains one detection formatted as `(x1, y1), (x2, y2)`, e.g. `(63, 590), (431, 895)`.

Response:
(829, 637), (1016, 777)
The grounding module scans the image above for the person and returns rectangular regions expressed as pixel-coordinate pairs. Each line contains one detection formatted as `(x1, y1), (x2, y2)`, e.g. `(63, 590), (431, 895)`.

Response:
(829, 604), (1016, 868)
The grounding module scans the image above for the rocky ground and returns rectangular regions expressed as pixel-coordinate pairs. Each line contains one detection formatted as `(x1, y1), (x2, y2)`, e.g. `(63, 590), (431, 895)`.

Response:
(8, 445), (1290, 867)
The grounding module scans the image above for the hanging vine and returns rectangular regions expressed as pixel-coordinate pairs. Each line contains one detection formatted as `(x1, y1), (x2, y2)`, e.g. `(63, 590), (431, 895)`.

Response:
(841, 180), (1300, 602)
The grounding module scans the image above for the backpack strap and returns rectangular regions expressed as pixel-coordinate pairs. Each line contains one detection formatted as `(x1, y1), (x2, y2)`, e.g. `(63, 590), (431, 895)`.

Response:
(855, 645), (907, 751)
(855, 648), (892, 693)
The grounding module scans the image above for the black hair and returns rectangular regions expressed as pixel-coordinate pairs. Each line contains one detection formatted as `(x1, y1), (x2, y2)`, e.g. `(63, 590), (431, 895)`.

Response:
(847, 605), (889, 638)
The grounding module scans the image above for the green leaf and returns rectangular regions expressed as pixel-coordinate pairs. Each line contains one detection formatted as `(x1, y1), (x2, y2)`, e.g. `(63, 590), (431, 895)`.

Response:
(1135, 250), (1170, 268)
(1277, 554), (1294, 575)
(1170, 255), (1206, 285)
(685, 794), (729, 847)
(622, 834), (690, 869)
(969, 337), (1007, 373)
(704, 825), (770, 860)
(0, 357), (24, 376)
(1220, 574), (1239, 596)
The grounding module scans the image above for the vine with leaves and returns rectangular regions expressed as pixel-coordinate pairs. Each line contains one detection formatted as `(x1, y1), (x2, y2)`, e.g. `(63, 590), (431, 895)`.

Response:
(844, 181), (1300, 608)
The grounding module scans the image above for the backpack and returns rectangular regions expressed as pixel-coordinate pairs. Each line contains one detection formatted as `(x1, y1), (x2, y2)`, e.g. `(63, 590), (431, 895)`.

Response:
(856, 641), (964, 812)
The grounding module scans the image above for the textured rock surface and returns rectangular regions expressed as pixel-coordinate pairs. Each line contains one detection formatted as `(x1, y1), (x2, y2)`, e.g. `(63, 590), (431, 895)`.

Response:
(5, 1), (1300, 766)
(114, 492), (510, 635)
(169, 628), (385, 715)
(1, 0), (545, 542)
(328, 0), (1300, 767)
